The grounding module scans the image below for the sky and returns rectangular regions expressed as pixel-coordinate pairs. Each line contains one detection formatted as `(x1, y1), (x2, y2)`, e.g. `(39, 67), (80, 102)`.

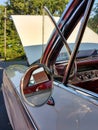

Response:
(0, 0), (7, 5)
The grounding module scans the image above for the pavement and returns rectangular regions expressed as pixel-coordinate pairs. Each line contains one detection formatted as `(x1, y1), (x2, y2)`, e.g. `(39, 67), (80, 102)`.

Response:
(0, 60), (27, 130)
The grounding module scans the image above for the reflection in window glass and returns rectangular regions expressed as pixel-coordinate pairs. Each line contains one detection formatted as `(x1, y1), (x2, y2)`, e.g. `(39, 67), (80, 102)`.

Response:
(79, 1), (98, 55)
(56, 1), (98, 62)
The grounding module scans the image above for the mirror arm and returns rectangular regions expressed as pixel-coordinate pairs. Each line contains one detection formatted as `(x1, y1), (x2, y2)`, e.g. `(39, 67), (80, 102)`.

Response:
(44, 6), (71, 56)
(63, 0), (94, 84)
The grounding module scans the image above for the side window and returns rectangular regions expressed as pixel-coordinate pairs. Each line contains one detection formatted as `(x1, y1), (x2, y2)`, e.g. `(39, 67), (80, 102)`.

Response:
(88, 2), (98, 34)
(56, 1), (98, 63)
(79, 1), (98, 56)
(56, 47), (69, 62)
(56, 22), (79, 63)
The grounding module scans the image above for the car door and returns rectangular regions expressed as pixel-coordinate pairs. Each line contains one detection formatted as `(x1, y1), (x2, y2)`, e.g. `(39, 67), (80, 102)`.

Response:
(3, 0), (98, 130)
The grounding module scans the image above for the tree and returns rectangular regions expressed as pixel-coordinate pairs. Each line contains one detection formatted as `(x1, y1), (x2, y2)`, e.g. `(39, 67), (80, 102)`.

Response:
(0, 5), (6, 57)
(6, 0), (69, 15)
(88, 3), (98, 34)
(0, 0), (69, 60)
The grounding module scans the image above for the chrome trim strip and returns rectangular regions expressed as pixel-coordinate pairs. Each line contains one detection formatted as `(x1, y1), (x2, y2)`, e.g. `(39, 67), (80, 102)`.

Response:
(44, 6), (71, 56)
(59, 0), (74, 22)
(53, 81), (60, 86)
(55, 81), (98, 106)
(63, 0), (94, 84)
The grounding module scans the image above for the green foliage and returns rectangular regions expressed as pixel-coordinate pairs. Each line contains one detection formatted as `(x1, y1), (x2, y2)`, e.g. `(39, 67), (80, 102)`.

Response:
(0, 0), (98, 60)
(6, 0), (69, 15)
(88, 3), (98, 34)
(0, 5), (5, 44)
(0, 0), (69, 60)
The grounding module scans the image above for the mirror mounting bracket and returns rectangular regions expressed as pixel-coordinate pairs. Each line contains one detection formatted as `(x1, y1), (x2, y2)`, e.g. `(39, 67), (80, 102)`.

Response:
(47, 96), (55, 106)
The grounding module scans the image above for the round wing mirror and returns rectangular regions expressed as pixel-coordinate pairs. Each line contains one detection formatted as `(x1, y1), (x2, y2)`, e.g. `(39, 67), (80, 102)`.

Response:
(20, 64), (53, 107)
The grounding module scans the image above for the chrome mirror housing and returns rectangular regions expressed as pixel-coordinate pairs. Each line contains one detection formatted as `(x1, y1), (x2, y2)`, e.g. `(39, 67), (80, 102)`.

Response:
(20, 64), (53, 107)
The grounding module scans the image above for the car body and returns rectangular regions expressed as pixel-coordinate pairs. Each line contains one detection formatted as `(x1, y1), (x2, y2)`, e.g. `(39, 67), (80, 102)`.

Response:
(2, 0), (98, 130)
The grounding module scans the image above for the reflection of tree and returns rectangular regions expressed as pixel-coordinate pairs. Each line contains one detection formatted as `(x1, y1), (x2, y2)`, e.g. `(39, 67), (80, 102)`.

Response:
(6, 65), (27, 78)
(0, 0), (69, 59)
(88, 3), (98, 34)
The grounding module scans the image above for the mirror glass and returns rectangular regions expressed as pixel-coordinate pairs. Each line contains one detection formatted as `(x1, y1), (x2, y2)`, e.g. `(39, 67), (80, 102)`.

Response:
(20, 64), (53, 107)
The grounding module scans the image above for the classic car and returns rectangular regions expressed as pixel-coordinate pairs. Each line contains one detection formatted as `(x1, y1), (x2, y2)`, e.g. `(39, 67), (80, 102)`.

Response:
(2, 0), (98, 130)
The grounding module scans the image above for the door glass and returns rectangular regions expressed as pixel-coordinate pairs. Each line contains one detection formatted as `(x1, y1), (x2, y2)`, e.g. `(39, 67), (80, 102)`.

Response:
(56, 0), (98, 62)
(77, 1), (98, 59)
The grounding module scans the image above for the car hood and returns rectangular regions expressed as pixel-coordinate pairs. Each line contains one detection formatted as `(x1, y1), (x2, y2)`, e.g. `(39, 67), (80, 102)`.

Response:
(4, 64), (98, 130)
(12, 15), (59, 65)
